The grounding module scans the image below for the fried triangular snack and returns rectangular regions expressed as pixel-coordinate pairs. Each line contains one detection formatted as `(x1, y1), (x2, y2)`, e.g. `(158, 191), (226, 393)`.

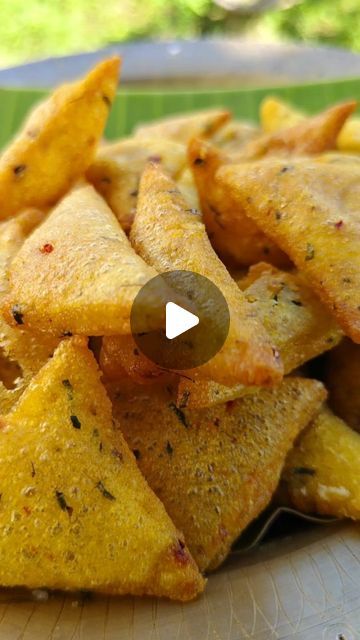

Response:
(283, 406), (360, 520)
(4, 183), (164, 336)
(238, 100), (356, 160)
(176, 261), (341, 410)
(0, 337), (204, 600)
(260, 95), (303, 133)
(134, 108), (230, 144)
(87, 137), (186, 232)
(188, 137), (289, 267)
(218, 159), (360, 342)
(131, 163), (283, 386)
(109, 376), (326, 571)
(0, 209), (59, 411)
(0, 57), (120, 219)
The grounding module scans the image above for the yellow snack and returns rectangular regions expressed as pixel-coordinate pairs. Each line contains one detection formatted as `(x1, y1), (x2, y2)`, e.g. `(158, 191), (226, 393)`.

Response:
(134, 108), (231, 143)
(131, 163), (283, 387)
(260, 96), (304, 133)
(4, 183), (164, 336)
(100, 334), (167, 385)
(176, 262), (341, 409)
(211, 119), (259, 152)
(337, 117), (360, 153)
(110, 376), (326, 571)
(188, 138), (289, 268)
(284, 406), (360, 520)
(0, 337), (204, 600)
(326, 338), (360, 432)
(0, 209), (59, 409)
(0, 58), (120, 219)
(87, 137), (186, 232)
(218, 159), (360, 342)
(239, 100), (356, 160)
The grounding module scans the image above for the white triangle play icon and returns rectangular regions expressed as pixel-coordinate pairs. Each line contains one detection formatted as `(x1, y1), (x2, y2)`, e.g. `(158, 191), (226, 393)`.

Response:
(165, 302), (199, 340)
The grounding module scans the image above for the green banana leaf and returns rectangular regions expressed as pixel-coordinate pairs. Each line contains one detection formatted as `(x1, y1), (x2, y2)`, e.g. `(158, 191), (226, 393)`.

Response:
(0, 75), (359, 149)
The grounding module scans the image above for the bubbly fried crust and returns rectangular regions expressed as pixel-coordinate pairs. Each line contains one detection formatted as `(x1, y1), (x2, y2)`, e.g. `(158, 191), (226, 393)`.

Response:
(0, 337), (204, 600)
(238, 101), (356, 160)
(0, 58), (120, 219)
(284, 406), (360, 520)
(218, 159), (360, 342)
(87, 137), (186, 232)
(4, 184), (162, 336)
(110, 376), (326, 571)
(188, 138), (289, 268)
(130, 163), (283, 387)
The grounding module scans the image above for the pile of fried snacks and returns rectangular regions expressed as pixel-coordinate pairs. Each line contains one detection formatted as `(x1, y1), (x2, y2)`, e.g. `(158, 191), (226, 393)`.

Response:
(0, 57), (358, 601)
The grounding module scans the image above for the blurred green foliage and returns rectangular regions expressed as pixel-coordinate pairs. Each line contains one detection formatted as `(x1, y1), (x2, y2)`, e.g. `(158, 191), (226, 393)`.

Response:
(0, 0), (359, 66)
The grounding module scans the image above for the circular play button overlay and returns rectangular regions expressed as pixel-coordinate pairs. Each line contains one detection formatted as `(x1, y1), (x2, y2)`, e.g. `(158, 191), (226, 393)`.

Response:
(130, 270), (230, 370)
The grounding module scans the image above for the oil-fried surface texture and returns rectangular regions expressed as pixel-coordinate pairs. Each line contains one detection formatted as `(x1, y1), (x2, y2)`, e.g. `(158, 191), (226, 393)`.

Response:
(218, 159), (360, 342)
(0, 337), (204, 600)
(188, 138), (289, 268)
(109, 376), (326, 572)
(4, 184), (162, 336)
(284, 406), (360, 520)
(100, 334), (167, 385)
(134, 108), (231, 144)
(326, 338), (360, 432)
(238, 101), (356, 160)
(239, 263), (343, 373)
(87, 137), (186, 232)
(131, 163), (283, 387)
(0, 58), (120, 219)
(0, 209), (59, 411)
(175, 262), (341, 410)
(260, 95), (360, 154)
(176, 377), (252, 410)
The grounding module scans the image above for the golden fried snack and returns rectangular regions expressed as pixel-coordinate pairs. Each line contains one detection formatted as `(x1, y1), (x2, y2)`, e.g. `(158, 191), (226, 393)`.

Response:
(337, 117), (360, 152)
(239, 100), (356, 160)
(188, 138), (289, 267)
(211, 119), (259, 153)
(260, 96), (303, 133)
(325, 338), (360, 432)
(176, 262), (341, 409)
(0, 209), (59, 410)
(240, 263), (342, 371)
(284, 406), (360, 520)
(134, 108), (231, 143)
(131, 163), (283, 387)
(100, 334), (167, 385)
(0, 337), (204, 600)
(218, 159), (360, 342)
(176, 167), (200, 211)
(176, 377), (250, 410)
(4, 183), (165, 337)
(110, 376), (326, 571)
(87, 137), (186, 232)
(0, 58), (120, 220)
(261, 95), (360, 154)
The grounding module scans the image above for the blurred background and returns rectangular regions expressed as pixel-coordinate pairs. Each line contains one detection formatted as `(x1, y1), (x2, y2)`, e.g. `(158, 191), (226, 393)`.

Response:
(1, 0), (359, 67)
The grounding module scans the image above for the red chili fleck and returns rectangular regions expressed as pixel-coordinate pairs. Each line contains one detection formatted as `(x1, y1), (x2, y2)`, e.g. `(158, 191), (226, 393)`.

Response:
(335, 220), (344, 229)
(172, 539), (189, 565)
(40, 243), (54, 254)
(219, 525), (229, 541)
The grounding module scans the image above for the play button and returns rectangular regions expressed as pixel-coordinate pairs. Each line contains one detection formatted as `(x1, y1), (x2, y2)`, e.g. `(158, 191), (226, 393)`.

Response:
(166, 302), (199, 339)
(130, 270), (230, 371)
